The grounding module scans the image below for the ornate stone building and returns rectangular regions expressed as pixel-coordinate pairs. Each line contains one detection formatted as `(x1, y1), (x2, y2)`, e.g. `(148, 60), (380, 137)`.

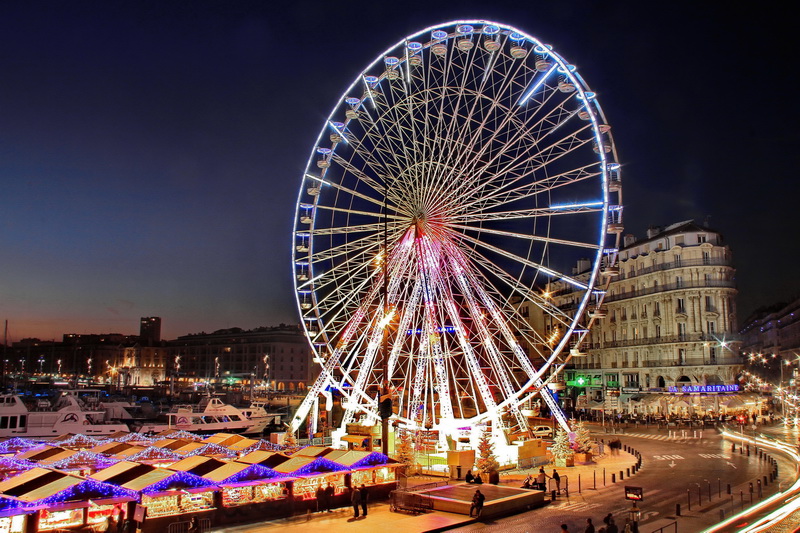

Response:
(553, 221), (743, 413)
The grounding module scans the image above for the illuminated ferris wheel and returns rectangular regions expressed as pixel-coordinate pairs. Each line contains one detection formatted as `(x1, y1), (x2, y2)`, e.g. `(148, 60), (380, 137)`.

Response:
(290, 20), (622, 443)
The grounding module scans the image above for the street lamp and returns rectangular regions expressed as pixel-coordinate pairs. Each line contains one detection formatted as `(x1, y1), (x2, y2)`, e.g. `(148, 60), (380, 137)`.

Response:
(628, 502), (641, 533)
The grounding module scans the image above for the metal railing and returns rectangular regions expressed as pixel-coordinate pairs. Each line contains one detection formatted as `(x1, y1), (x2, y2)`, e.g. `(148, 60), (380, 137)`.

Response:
(618, 256), (733, 280)
(604, 279), (736, 303)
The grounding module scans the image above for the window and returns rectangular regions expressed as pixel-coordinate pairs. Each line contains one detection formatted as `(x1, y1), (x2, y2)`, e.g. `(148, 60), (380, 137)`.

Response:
(678, 323), (687, 338)
(655, 325), (661, 338)
(707, 321), (716, 334)
(705, 296), (714, 311)
(709, 346), (717, 362)
(702, 251), (710, 264)
(678, 348), (686, 364)
(674, 254), (682, 266)
(677, 298), (686, 314)
(676, 275), (683, 288)
(698, 234), (707, 244)
(654, 302), (660, 316)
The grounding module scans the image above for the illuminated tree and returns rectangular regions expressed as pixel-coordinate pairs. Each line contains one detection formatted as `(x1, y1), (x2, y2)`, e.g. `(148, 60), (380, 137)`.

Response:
(551, 428), (574, 466)
(476, 428), (499, 473)
(395, 429), (415, 467)
(571, 420), (592, 453)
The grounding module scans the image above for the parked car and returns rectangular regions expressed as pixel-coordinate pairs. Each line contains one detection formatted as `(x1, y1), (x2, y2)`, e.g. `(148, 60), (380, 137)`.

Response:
(531, 425), (554, 438)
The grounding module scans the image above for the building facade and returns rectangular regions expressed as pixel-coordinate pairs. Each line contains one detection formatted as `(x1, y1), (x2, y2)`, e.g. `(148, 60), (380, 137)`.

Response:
(551, 221), (743, 414)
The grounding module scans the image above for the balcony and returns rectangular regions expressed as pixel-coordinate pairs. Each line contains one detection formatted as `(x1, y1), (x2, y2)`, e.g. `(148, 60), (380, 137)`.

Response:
(617, 256), (733, 280)
(587, 332), (741, 350)
(603, 279), (736, 303)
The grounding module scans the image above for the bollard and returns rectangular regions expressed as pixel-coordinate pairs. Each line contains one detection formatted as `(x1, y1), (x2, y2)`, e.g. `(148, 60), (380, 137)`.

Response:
(732, 442), (735, 452)
(764, 475), (768, 487)
(627, 467), (631, 477)
(578, 474), (581, 494)
(720, 509), (725, 520)
(718, 478), (721, 498)
(594, 470), (597, 490)
(604, 469), (606, 486)
(612, 473), (616, 483)
(727, 483), (731, 495)
(552, 490), (557, 500)
(676, 503), (681, 516)
(687, 489), (692, 511)
(747, 444), (750, 456)
(757, 480), (762, 498)
(620, 471), (624, 481)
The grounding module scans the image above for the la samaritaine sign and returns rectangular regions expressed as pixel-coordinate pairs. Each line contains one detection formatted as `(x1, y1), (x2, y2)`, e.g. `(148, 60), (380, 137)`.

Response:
(667, 385), (740, 393)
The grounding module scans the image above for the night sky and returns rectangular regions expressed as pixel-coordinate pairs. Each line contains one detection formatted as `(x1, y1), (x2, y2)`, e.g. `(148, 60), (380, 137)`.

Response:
(1, 1), (797, 342)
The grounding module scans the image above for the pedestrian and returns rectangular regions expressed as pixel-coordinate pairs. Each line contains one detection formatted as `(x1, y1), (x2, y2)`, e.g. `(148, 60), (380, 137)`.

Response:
(607, 518), (619, 533)
(603, 513), (613, 526)
(351, 485), (361, 518)
(560, 525), (570, 533)
(465, 470), (475, 483)
(469, 489), (485, 517)
(316, 484), (326, 512)
(585, 517), (595, 533)
(324, 483), (335, 512)
(187, 517), (200, 533)
(536, 467), (549, 490)
(359, 484), (368, 517)
(552, 469), (561, 494)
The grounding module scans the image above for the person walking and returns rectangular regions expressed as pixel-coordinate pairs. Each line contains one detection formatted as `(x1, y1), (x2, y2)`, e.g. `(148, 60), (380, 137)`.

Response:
(316, 484), (326, 512)
(552, 469), (561, 494)
(469, 489), (485, 517)
(606, 518), (619, 533)
(359, 484), (368, 517)
(585, 517), (595, 533)
(324, 483), (335, 512)
(560, 525), (570, 533)
(351, 485), (361, 518)
(187, 517), (200, 533)
(603, 513), (613, 527)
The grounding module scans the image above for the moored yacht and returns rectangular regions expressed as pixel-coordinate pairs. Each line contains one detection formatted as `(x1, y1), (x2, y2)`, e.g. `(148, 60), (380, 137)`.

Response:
(0, 392), (131, 438)
(135, 396), (266, 435)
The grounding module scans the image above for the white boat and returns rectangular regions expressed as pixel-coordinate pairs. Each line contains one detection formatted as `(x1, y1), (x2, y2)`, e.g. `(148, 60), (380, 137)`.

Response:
(135, 397), (267, 435)
(0, 391), (131, 438)
(239, 400), (282, 434)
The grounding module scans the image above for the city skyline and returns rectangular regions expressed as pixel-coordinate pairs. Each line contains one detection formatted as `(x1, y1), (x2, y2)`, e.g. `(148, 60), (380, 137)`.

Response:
(2, 2), (797, 343)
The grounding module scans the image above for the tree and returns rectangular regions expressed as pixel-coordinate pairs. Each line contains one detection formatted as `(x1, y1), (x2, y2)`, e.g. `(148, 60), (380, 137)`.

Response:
(395, 429), (415, 467)
(283, 430), (298, 449)
(475, 428), (500, 473)
(551, 427), (574, 466)
(571, 420), (593, 453)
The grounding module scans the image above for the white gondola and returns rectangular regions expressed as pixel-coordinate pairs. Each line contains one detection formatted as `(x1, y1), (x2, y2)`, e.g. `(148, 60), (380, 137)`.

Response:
(578, 110), (591, 120)
(535, 59), (551, 72)
(601, 266), (620, 277)
(330, 133), (342, 143)
(297, 272), (309, 281)
(317, 159), (330, 168)
(457, 39), (474, 51)
(484, 39), (501, 52)
(386, 68), (399, 79)
(599, 124), (612, 133)
(300, 216), (312, 224)
(296, 244), (309, 252)
(510, 45), (527, 58)
(431, 43), (447, 56)
(409, 54), (422, 66)
(345, 109), (359, 120)
(593, 142), (612, 154)
(301, 302), (312, 310)
(558, 80), (575, 92)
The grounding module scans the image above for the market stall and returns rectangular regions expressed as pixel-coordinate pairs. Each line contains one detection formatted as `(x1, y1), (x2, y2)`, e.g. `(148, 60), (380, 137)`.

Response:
(0, 468), (136, 531)
(0, 496), (28, 533)
(13, 445), (68, 464)
(238, 450), (289, 469)
(324, 451), (398, 497)
(168, 456), (228, 477)
(0, 439), (38, 457)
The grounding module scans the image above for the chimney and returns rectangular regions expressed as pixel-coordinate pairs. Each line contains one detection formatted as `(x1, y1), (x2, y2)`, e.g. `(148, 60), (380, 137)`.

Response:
(623, 234), (636, 247)
(646, 226), (662, 239)
(572, 258), (591, 275)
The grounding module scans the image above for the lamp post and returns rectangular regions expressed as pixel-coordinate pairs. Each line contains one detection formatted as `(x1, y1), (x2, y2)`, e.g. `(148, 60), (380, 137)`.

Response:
(628, 502), (641, 533)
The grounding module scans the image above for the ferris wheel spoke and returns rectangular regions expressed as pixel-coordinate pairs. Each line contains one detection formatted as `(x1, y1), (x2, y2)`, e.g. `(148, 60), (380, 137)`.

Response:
(453, 204), (604, 224)
(305, 173), (389, 213)
(457, 231), (591, 291)
(448, 222), (602, 251)
(310, 221), (394, 237)
(308, 233), (383, 265)
(466, 163), (601, 213)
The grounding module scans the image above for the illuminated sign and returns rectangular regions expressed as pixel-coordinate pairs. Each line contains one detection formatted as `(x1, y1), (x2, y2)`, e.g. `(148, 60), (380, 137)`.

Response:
(667, 385), (739, 393)
(624, 486), (643, 501)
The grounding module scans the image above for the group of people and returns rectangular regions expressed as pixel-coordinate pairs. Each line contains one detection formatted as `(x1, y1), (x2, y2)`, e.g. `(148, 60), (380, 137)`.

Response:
(561, 513), (633, 533)
(521, 467), (561, 493)
(315, 483), (336, 513)
(350, 484), (369, 519)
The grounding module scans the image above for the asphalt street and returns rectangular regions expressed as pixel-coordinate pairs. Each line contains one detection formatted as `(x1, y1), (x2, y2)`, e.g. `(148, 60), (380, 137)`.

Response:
(450, 425), (794, 533)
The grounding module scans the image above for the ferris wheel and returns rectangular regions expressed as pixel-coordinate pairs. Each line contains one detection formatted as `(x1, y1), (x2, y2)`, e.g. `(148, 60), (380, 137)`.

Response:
(290, 20), (623, 442)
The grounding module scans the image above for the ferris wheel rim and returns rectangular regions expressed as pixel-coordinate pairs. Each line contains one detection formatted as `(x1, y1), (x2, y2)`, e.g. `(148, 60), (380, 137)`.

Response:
(291, 19), (622, 433)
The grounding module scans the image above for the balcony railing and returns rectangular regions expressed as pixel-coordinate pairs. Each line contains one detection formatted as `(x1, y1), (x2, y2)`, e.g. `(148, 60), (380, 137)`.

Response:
(618, 256), (733, 280)
(589, 332), (740, 350)
(603, 279), (736, 303)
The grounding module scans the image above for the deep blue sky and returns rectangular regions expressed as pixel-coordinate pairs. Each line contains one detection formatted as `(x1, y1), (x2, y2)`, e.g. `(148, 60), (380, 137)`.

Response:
(1, 1), (796, 341)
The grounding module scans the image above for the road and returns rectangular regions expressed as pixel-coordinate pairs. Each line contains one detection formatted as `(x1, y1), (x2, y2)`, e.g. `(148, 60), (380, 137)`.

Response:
(450, 425), (795, 533)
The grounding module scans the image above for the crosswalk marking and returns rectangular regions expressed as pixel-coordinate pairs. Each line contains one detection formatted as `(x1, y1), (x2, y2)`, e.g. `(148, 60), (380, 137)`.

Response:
(550, 501), (601, 511)
(699, 453), (731, 459)
(653, 454), (684, 460)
